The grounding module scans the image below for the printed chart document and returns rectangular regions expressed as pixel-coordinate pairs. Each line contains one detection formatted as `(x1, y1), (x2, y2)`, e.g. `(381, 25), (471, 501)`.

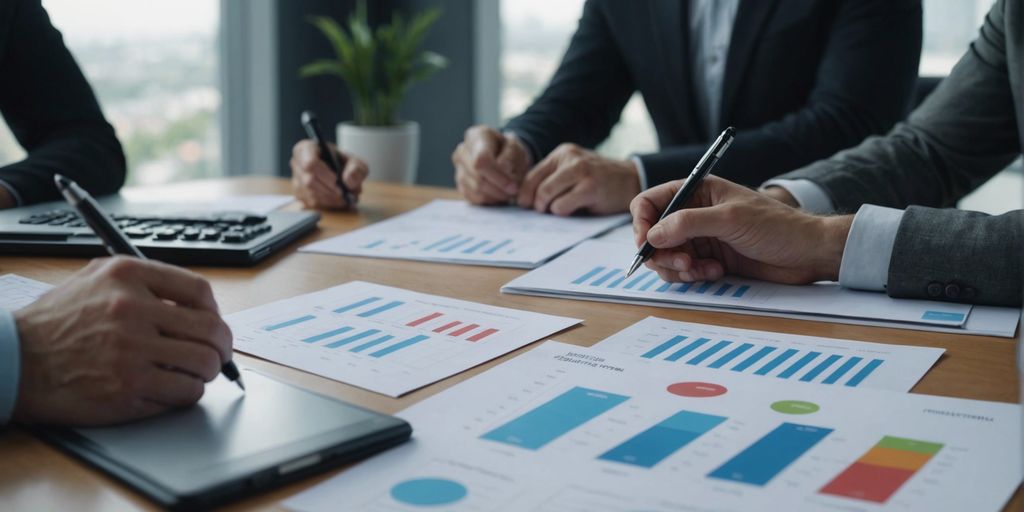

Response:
(228, 281), (580, 396)
(300, 200), (629, 268)
(285, 342), (1021, 512)
(503, 240), (1020, 337)
(592, 317), (943, 391)
(0, 274), (52, 311)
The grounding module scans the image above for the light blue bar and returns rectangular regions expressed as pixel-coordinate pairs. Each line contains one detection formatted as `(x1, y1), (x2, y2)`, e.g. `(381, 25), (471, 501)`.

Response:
(777, 352), (821, 379)
(606, 274), (628, 288)
(656, 281), (673, 292)
(714, 283), (733, 296)
(845, 359), (884, 387)
(922, 310), (966, 322)
(676, 282), (693, 293)
(422, 234), (461, 251)
(687, 340), (732, 365)
(364, 239), (385, 249)
(350, 334), (396, 353)
(638, 275), (661, 291)
(696, 282), (713, 294)
(641, 335), (688, 359)
(591, 269), (622, 286)
(598, 410), (727, 468)
(708, 423), (832, 486)
(334, 297), (381, 314)
(325, 329), (382, 349)
(731, 346), (776, 372)
(623, 271), (653, 289)
(480, 387), (629, 450)
(666, 338), (711, 361)
(800, 354), (843, 382)
(264, 314), (316, 331)
(754, 348), (799, 375)
(357, 300), (404, 317)
(439, 236), (474, 253)
(573, 266), (606, 285)
(822, 356), (863, 384)
(708, 343), (753, 369)
(369, 334), (431, 357)
(462, 240), (491, 254)
(483, 239), (513, 254)
(733, 285), (751, 298)
(302, 326), (354, 343)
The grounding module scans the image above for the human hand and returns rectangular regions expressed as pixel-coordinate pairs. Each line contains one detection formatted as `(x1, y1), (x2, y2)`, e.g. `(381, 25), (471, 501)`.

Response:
(630, 176), (852, 285)
(0, 186), (14, 209)
(760, 185), (799, 207)
(517, 144), (640, 216)
(452, 125), (531, 205)
(291, 139), (368, 210)
(13, 257), (233, 426)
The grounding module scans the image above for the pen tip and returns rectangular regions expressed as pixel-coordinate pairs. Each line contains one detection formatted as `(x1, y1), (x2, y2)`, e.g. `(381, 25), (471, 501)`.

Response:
(236, 378), (246, 392)
(53, 174), (69, 189)
(626, 256), (644, 279)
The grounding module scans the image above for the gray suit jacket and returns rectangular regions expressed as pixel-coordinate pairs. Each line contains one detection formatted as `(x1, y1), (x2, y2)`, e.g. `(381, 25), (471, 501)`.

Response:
(777, 0), (1022, 307)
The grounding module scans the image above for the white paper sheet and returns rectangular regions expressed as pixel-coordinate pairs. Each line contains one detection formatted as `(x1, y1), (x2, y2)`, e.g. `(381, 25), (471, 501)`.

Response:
(503, 240), (1020, 337)
(228, 281), (581, 397)
(285, 342), (1021, 512)
(120, 193), (295, 215)
(0, 274), (53, 311)
(592, 317), (943, 391)
(300, 200), (629, 268)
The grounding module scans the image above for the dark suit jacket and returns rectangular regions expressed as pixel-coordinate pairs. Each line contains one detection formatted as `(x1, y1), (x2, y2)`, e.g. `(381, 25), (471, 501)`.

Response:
(0, 0), (125, 206)
(778, 0), (1022, 307)
(505, 0), (922, 188)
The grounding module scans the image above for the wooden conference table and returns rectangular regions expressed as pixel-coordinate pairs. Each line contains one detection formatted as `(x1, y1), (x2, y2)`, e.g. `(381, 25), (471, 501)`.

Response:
(0, 177), (1018, 511)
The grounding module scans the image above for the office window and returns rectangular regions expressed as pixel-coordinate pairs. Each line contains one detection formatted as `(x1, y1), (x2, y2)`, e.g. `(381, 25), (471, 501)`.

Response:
(499, 0), (658, 160)
(920, 0), (995, 76)
(0, 0), (221, 187)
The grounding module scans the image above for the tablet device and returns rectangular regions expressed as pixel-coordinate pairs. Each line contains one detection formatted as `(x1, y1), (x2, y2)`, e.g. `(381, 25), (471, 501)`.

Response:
(37, 369), (411, 510)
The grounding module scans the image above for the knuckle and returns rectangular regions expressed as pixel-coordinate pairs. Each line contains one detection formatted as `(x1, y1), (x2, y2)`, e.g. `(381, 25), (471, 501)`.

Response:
(101, 256), (139, 280)
(104, 291), (137, 319)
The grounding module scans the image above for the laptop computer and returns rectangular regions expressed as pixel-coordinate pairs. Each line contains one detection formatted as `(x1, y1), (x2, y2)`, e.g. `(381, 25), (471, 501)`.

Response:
(0, 195), (320, 266)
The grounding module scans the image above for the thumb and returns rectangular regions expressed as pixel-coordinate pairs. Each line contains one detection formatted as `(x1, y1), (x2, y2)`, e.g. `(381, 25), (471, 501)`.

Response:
(646, 204), (735, 248)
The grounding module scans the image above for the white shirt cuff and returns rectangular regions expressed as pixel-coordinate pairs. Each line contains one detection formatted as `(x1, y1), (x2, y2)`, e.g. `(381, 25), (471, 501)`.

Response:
(761, 179), (834, 214)
(0, 179), (23, 207)
(838, 204), (904, 292)
(0, 310), (21, 424)
(630, 155), (649, 191)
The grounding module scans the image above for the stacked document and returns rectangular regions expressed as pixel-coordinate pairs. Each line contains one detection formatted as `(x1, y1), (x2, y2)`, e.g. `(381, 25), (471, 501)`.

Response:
(229, 281), (580, 396)
(502, 240), (1021, 337)
(300, 200), (628, 268)
(0, 274), (52, 311)
(286, 342), (1020, 512)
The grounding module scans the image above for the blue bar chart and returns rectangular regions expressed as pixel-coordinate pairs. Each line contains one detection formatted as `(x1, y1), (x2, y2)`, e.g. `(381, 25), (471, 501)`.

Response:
(571, 265), (753, 299)
(481, 387), (630, 450)
(598, 410), (727, 468)
(708, 423), (833, 485)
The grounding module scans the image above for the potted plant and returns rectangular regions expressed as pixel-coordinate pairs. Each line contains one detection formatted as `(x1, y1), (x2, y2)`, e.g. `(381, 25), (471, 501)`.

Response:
(301, 1), (447, 183)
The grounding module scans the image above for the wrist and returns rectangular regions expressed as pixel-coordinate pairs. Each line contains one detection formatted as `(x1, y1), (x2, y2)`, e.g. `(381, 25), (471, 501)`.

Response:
(762, 186), (799, 208)
(623, 159), (642, 196)
(812, 215), (853, 281)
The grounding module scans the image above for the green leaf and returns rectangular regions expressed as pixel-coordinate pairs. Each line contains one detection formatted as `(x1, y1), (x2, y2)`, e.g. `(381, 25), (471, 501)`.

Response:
(298, 59), (346, 79)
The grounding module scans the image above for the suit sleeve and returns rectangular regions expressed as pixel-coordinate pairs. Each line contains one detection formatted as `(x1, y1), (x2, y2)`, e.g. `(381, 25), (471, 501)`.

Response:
(640, 0), (922, 187)
(502, 0), (635, 162)
(0, 0), (126, 206)
(887, 207), (1022, 307)
(777, 0), (1018, 212)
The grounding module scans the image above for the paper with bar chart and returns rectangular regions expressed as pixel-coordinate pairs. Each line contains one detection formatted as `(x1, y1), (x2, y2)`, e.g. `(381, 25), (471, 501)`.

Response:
(228, 281), (580, 396)
(0, 274), (53, 311)
(503, 240), (1020, 337)
(299, 200), (629, 268)
(592, 317), (942, 391)
(285, 342), (1020, 512)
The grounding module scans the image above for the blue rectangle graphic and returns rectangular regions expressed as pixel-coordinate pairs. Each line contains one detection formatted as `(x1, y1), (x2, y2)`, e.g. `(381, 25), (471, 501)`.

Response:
(598, 410), (727, 468)
(732, 346), (776, 372)
(708, 423), (832, 486)
(350, 334), (396, 353)
(922, 310), (966, 322)
(641, 336), (688, 359)
(845, 358), (884, 387)
(665, 338), (711, 362)
(483, 239), (513, 254)
(369, 334), (430, 357)
(325, 329), (382, 349)
(264, 315), (316, 331)
(733, 285), (750, 298)
(708, 343), (753, 369)
(573, 266), (606, 285)
(822, 356), (863, 384)
(777, 352), (821, 379)
(302, 326), (354, 343)
(687, 340), (732, 365)
(480, 387), (629, 450)
(357, 300), (404, 317)
(334, 297), (381, 314)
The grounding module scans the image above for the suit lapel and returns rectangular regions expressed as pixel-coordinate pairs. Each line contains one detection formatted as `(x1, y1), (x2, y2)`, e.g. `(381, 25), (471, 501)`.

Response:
(649, 0), (699, 137)
(719, 0), (780, 126)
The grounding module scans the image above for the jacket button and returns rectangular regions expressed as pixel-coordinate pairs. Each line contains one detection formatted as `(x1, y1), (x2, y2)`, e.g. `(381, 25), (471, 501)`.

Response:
(962, 287), (976, 300)
(926, 282), (943, 297)
(944, 283), (960, 299)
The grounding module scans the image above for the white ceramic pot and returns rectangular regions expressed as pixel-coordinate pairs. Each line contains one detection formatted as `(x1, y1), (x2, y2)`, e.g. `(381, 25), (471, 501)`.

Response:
(336, 121), (419, 184)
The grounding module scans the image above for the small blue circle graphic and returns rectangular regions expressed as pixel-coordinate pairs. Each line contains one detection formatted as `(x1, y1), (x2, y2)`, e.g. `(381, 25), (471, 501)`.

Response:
(390, 478), (468, 506)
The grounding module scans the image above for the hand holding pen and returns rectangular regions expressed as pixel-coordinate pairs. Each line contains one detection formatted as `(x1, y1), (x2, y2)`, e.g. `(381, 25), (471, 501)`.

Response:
(294, 110), (369, 210)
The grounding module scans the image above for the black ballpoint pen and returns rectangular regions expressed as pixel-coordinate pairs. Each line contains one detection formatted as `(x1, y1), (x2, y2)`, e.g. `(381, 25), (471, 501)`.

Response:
(625, 127), (736, 278)
(53, 174), (246, 392)
(301, 110), (357, 207)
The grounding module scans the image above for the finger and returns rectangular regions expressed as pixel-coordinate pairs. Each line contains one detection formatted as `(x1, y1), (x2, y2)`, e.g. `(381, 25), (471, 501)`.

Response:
(140, 367), (206, 408)
(148, 336), (223, 382)
(457, 165), (509, 205)
(148, 304), (233, 363)
(102, 258), (219, 313)
(341, 157), (369, 195)
(296, 167), (345, 209)
(495, 134), (528, 183)
(548, 183), (595, 216)
(292, 139), (321, 167)
(468, 130), (517, 194)
(517, 155), (560, 209)
(646, 204), (735, 249)
(534, 164), (585, 212)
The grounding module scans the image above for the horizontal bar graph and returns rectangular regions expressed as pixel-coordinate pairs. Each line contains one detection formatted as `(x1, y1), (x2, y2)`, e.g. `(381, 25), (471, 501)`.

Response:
(358, 300), (404, 318)
(369, 334), (430, 358)
(414, 234), (516, 256)
(407, 312), (443, 327)
(708, 423), (832, 486)
(326, 328), (382, 349)
(598, 410), (727, 468)
(639, 333), (886, 387)
(820, 436), (943, 503)
(334, 297), (381, 314)
(264, 315), (315, 331)
(571, 266), (752, 299)
(481, 387), (629, 450)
